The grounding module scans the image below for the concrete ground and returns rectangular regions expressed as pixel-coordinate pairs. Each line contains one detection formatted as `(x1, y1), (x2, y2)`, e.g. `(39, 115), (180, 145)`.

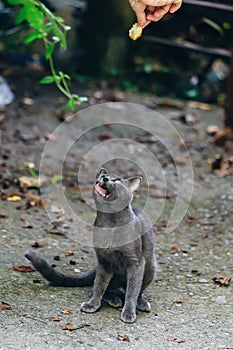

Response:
(0, 89), (233, 349)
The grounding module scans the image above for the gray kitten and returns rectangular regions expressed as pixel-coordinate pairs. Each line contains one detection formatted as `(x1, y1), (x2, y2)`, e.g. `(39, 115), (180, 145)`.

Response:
(25, 168), (157, 323)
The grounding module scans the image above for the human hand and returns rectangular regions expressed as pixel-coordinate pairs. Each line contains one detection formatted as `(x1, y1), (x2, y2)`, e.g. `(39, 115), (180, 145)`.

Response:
(129, 0), (182, 28)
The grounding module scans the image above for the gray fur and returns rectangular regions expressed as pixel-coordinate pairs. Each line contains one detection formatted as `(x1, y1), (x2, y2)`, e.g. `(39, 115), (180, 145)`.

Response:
(25, 168), (157, 323)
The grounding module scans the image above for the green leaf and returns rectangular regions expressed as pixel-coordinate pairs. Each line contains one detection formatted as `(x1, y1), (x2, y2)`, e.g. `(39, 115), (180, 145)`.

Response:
(72, 94), (80, 100)
(24, 31), (43, 44)
(54, 75), (61, 84)
(223, 22), (231, 30)
(50, 174), (63, 185)
(24, 3), (44, 31)
(44, 22), (53, 31)
(53, 26), (67, 49)
(40, 76), (55, 84)
(28, 168), (37, 177)
(59, 71), (70, 80)
(55, 16), (65, 23)
(45, 44), (55, 60)
(15, 6), (26, 24)
(68, 99), (75, 110)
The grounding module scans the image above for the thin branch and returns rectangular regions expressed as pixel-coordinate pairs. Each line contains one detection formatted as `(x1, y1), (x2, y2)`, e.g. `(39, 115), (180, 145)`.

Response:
(143, 36), (232, 58)
(182, 0), (233, 12)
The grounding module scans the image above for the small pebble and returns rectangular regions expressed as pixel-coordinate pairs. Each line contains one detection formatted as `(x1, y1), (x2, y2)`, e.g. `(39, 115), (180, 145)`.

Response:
(215, 296), (226, 304)
(53, 256), (60, 261)
(198, 278), (209, 284)
(69, 259), (76, 265)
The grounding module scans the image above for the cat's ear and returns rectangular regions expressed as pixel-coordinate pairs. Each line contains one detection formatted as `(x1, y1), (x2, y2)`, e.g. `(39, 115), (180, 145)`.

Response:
(128, 176), (142, 192)
(97, 167), (108, 178)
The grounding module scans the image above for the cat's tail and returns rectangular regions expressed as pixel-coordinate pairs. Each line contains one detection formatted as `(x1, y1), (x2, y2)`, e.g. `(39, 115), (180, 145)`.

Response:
(25, 250), (96, 287)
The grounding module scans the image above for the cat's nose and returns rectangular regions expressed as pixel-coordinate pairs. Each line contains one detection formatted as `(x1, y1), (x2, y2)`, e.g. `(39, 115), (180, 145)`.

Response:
(102, 177), (109, 183)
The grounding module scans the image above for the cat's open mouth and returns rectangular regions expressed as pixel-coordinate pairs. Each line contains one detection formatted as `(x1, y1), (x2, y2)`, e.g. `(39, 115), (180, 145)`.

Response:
(94, 183), (111, 199)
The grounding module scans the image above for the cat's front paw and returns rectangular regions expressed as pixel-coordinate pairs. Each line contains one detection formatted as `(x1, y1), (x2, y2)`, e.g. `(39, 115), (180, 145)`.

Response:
(103, 295), (123, 308)
(80, 301), (100, 313)
(121, 309), (136, 323)
(137, 296), (151, 312)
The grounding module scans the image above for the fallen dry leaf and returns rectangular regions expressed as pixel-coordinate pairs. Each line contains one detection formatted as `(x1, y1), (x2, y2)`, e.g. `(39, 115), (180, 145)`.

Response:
(61, 323), (90, 331)
(46, 225), (65, 235)
(174, 299), (185, 304)
(206, 125), (219, 136)
(44, 133), (56, 141)
(62, 309), (73, 314)
(17, 198), (46, 211)
(18, 175), (48, 189)
(117, 334), (130, 342)
(186, 216), (197, 224)
(65, 251), (74, 257)
(212, 126), (233, 146)
(22, 222), (34, 229)
(173, 154), (189, 165)
(61, 323), (74, 331)
(7, 195), (22, 202)
(28, 199), (37, 207)
(207, 154), (223, 171)
(98, 132), (113, 141)
(49, 317), (61, 322)
(213, 276), (231, 287)
(171, 246), (181, 254)
(0, 302), (12, 310)
(168, 337), (185, 343)
(150, 189), (174, 199)
(169, 112), (198, 125)
(21, 97), (34, 106)
(155, 279), (167, 285)
(31, 242), (45, 248)
(208, 154), (233, 177)
(187, 100), (212, 111)
(81, 247), (90, 253)
(157, 97), (184, 109)
(12, 265), (35, 273)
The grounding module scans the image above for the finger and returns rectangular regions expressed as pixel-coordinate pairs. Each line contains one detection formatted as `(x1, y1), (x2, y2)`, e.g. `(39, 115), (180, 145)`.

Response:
(169, 1), (182, 13)
(132, 3), (151, 27)
(145, 5), (155, 14)
(146, 5), (170, 21)
(135, 11), (151, 28)
(146, 12), (165, 22)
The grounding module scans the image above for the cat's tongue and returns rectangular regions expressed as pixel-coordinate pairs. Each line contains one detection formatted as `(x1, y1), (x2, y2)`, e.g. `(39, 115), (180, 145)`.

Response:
(95, 183), (108, 197)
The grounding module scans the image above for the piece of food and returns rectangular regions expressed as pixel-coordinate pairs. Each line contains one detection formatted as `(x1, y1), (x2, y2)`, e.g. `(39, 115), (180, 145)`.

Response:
(129, 23), (143, 41)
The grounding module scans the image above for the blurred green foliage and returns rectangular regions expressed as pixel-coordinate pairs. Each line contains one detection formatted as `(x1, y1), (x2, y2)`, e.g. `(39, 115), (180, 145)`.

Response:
(1, 0), (233, 103)
(3, 0), (87, 109)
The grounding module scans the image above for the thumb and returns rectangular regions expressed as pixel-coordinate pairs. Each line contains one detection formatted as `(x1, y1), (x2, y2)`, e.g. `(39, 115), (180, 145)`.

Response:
(135, 12), (151, 28)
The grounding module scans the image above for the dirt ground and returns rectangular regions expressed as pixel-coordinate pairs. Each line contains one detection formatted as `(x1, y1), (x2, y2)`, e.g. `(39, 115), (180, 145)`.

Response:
(0, 81), (233, 350)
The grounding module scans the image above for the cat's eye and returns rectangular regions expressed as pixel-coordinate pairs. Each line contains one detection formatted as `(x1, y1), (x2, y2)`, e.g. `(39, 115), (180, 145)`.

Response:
(114, 179), (121, 183)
